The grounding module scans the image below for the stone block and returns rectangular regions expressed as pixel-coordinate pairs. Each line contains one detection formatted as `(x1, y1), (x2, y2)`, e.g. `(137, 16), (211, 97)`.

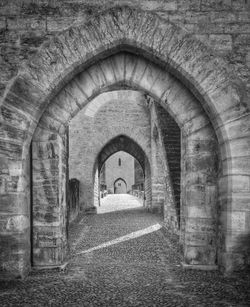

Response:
(131, 57), (148, 86)
(33, 245), (66, 267)
(208, 34), (232, 52)
(186, 205), (214, 219)
(201, 0), (232, 11)
(61, 81), (86, 112)
(46, 16), (77, 32)
(185, 154), (217, 174)
(223, 156), (250, 176)
(99, 57), (117, 85)
(220, 175), (250, 193)
(219, 193), (250, 212)
(32, 159), (59, 181)
(0, 105), (31, 131)
(186, 139), (217, 155)
(0, 193), (29, 215)
(185, 231), (216, 246)
(177, 0), (201, 11)
(32, 141), (60, 160)
(46, 102), (71, 124)
(184, 244), (217, 265)
(141, 1), (177, 11)
(0, 139), (23, 159)
(185, 217), (216, 233)
(7, 16), (46, 32)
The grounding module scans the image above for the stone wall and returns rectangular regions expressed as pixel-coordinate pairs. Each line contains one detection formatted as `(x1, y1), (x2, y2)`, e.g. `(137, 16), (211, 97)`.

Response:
(32, 128), (68, 267)
(155, 103), (181, 226)
(0, 0), (249, 100)
(150, 101), (178, 231)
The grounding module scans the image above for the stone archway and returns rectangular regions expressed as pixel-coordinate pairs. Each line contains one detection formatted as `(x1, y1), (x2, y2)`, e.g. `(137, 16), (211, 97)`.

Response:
(0, 7), (249, 278)
(93, 134), (152, 211)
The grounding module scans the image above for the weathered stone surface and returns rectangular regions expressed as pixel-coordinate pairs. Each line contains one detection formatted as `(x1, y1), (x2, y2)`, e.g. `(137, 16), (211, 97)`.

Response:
(0, 4), (249, 279)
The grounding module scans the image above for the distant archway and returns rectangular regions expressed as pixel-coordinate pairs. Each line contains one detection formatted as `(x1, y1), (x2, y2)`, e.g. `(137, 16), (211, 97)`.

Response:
(93, 135), (151, 210)
(114, 178), (127, 194)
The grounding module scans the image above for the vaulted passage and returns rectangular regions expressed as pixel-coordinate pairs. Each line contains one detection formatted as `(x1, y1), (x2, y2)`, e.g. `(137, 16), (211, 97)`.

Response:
(0, 7), (250, 282)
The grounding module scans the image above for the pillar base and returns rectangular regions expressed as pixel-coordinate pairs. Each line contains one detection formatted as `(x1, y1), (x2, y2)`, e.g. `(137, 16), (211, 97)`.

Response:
(32, 261), (68, 272)
(181, 262), (218, 271)
(84, 206), (97, 215)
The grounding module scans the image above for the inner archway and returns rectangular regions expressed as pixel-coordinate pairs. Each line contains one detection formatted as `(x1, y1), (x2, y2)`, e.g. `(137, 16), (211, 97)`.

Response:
(93, 134), (152, 211)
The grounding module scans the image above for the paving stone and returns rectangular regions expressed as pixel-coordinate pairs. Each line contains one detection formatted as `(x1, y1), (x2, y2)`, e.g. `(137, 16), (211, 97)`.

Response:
(0, 194), (249, 306)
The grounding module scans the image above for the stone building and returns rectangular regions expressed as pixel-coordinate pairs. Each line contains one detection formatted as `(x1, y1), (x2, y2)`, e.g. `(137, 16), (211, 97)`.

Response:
(0, 0), (250, 280)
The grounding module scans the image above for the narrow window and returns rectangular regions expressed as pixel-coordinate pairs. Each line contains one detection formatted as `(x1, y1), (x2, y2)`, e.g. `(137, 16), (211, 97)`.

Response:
(118, 158), (121, 166)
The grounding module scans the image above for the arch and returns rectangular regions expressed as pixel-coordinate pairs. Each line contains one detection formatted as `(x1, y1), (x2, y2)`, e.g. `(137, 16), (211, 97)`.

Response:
(96, 135), (148, 174)
(113, 177), (127, 194)
(93, 134), (151, 211)
(0, 6), (249, 278)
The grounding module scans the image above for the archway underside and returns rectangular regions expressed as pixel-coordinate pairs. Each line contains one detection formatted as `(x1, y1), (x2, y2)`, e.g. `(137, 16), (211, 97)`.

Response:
(0, 7), (249, 279)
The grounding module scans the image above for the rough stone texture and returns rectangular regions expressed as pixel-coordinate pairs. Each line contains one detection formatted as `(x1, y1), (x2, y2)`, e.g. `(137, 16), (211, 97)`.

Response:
(0, 4), (249, 278)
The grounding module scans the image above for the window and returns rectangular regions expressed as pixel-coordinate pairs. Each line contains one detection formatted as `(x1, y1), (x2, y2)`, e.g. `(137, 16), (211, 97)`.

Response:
(118, 158), (121, 166)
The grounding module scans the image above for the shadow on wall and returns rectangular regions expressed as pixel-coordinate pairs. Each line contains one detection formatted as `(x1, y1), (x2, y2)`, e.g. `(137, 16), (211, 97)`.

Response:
(233, 234), (250, 271)
(68, 178), (80, 223)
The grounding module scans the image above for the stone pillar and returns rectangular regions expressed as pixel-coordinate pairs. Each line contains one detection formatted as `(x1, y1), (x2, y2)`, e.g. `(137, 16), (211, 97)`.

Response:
(32, 127), (68, 268)
(219, 136), (250, 272)
(182, 132), (218, 268)
(0, 156), (31, 279)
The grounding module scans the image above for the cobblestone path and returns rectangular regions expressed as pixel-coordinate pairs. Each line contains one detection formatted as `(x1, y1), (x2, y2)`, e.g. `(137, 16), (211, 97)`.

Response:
(0, 195), (250, 306)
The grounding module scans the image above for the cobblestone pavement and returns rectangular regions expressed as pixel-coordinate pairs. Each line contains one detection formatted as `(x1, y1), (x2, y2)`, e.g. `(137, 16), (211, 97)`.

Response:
(0, 194), (250, 306)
